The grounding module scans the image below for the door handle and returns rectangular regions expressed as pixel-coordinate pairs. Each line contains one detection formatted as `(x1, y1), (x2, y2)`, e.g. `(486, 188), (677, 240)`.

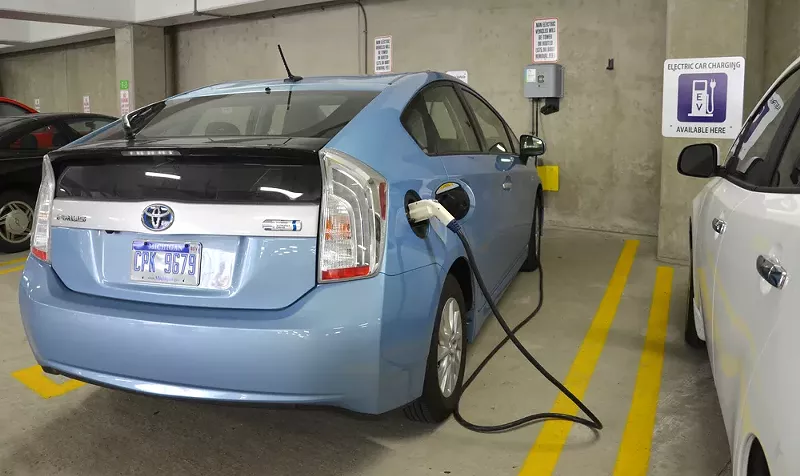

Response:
(712, 217), (726, 234)
(502, 177), (512, 190)
(756, 255), (788, 289)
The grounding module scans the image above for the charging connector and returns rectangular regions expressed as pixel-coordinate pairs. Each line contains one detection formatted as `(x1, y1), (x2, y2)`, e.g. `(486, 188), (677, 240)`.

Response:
(410, 198), (603, 434)
(407, 199), (456, 227)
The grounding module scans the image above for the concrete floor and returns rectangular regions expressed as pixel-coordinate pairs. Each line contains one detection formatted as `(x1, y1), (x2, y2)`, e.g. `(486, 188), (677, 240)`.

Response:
(0, 229), (731, 475)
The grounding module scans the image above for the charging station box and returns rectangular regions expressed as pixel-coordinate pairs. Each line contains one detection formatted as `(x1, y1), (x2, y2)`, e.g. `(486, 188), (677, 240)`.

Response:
(523, 64), (564, 99)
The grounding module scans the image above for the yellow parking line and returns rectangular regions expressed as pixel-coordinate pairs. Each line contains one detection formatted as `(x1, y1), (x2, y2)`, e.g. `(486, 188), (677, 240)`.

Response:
(518, 240), (639, 476)
(12, 365), (86, 398)
(612, 266), (674, 476)
(0, 265), (24, 275)
(0, 256), (27, 267)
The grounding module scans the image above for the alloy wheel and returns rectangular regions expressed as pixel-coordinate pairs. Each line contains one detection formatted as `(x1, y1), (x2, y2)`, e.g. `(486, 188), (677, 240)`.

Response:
(0, 201), (34, 244)
(437, 297), (463, 398)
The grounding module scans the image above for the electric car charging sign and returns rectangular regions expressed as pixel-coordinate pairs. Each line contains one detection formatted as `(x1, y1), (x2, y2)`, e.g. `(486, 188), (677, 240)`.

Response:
(662, 56), (745, 139)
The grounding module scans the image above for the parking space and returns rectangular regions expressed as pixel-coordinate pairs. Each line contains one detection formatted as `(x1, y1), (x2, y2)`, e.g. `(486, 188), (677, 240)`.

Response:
(0, 230), (730, 475)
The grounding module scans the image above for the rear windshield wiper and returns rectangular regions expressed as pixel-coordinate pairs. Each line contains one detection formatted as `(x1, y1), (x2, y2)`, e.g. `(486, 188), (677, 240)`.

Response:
(122, 102), (167, 141)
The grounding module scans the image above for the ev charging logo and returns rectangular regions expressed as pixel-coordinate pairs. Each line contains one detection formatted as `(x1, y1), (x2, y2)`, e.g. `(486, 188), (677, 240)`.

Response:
(677, 73), (728, 123)
(662, 57), (744, 138)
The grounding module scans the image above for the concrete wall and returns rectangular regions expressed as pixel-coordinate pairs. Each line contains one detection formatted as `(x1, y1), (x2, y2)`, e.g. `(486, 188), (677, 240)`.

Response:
(172, 5), (362, 92)
(116, 25), (166, 112)
(656, 0), (757, 261)
(744, 0), (766, 112)
(765, 0), (800, 86)
(172, 0), (667, 236)
(0, 39), (117, 115)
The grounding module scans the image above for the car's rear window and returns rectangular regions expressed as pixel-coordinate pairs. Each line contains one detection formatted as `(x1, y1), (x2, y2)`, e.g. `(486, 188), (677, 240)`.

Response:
(86, 90), (378, 142)
(56, 158), (322, 204)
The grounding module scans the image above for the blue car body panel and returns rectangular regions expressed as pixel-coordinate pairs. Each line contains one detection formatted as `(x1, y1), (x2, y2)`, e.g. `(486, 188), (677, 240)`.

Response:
(21, 256), (443, 413)
(50, 228), (318, 310)
(19, 72), (541, 414)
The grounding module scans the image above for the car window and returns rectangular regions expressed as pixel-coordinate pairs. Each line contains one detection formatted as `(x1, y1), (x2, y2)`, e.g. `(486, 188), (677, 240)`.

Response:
(770, 113), (800, 187)
(0, 102), (30, 117)
(724, 68), (800, 186)
(3, 123), (68, 150)
(403, 104), (431, 152)
(65, 118), (115, 137)
(462, 91), (513, 154)
(96, 91), (379, 141)
(190, 106), (253, 136)
(401, 85), (479, 155)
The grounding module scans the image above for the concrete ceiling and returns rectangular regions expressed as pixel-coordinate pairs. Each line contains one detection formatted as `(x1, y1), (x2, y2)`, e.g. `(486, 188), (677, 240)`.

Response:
(0, 0), (335, 54)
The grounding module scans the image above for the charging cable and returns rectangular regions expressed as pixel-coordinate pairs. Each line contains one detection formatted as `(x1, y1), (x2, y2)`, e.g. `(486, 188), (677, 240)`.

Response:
(408, 199), (603, 433)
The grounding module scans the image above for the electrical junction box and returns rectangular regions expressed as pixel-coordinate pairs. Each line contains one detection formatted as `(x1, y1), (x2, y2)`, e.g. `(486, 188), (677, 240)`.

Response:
(523, 64), (564, 99)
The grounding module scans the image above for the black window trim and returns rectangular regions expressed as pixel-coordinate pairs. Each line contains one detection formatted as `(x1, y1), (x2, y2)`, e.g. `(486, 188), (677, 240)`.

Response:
(455, 84), (518, 157)
(721, 61), (800, 193)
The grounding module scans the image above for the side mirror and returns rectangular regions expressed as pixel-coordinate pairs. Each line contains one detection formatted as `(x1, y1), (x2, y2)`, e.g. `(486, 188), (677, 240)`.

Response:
(678, 143), (718, 178)
(520, 135), (546, 164)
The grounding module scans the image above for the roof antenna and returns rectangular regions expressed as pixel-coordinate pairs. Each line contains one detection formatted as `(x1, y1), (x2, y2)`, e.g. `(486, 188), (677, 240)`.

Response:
(278, 44), (303, 83)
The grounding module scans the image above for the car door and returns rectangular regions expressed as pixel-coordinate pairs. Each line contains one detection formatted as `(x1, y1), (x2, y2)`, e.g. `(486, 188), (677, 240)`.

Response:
(705, 64), (800, 441)
(402, 83), (507, 309)
(694, 176), (749, 374)
(459, 87), (535, 277)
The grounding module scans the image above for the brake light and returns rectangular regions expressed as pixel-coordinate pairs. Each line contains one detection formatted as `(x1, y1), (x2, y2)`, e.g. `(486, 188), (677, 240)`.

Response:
(318, 149), (387, 282)
(30, 155), (55, 263)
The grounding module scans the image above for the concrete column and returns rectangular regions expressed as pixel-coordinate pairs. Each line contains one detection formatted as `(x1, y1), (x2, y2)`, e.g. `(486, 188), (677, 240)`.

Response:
(114, 25), (166, 115)
(657, 0), (765, 261)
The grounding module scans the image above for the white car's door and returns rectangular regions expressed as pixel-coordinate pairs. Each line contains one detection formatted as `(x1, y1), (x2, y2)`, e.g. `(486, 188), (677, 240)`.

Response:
(694, 177), (748, 373)
(706, 65), (800, 448)
(727, 86), (800, 475)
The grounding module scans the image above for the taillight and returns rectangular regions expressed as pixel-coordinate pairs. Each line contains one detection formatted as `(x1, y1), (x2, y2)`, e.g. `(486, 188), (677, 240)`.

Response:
(30, 155), (55, 263)
(318, 149), (387, 282)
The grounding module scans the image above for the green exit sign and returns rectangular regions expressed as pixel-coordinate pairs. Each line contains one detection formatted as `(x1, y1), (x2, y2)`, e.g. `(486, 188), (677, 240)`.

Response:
(119, 80), (129, 90)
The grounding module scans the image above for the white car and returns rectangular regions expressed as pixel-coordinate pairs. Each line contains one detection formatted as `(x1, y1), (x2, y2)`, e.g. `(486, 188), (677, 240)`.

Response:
(681, 57), (800, 476)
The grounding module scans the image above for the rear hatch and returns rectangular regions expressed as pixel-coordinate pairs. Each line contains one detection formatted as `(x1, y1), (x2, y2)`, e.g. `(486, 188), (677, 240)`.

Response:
(48, 141), (324, 310)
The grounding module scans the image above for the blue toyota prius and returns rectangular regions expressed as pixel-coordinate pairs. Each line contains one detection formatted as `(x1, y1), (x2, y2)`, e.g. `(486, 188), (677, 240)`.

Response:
(18, 72), (544, 422)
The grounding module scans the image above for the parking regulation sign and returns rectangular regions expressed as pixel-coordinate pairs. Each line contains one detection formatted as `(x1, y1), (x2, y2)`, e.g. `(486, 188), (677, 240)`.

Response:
(662, 56), (745, 139)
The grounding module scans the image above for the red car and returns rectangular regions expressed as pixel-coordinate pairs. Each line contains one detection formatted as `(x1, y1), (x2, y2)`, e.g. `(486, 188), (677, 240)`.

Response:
(0, 98), (63, 149)
(0, 97), (37, 116)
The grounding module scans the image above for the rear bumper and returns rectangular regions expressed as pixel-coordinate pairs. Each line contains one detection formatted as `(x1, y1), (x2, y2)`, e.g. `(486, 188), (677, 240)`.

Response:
(19, 258), (443, 414)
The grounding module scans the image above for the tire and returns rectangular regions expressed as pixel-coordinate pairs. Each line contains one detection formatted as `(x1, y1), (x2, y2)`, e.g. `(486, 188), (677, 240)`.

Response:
(685, 246), (705, 348)
(520, 193), (542, 272)
(0, 190), (35, 254)
(404, 275), (467, 423)
(747, 440), (771, 476)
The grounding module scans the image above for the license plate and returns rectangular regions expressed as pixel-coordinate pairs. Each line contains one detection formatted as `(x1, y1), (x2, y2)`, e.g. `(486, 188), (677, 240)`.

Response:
(130, 241), (202, 286)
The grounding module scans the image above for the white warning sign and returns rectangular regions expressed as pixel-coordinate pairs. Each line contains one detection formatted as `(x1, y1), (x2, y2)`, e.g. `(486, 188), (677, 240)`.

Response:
(374, 36), (392, 74)
(120, 90), (130, 116)
(532, 18), (558, 63)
